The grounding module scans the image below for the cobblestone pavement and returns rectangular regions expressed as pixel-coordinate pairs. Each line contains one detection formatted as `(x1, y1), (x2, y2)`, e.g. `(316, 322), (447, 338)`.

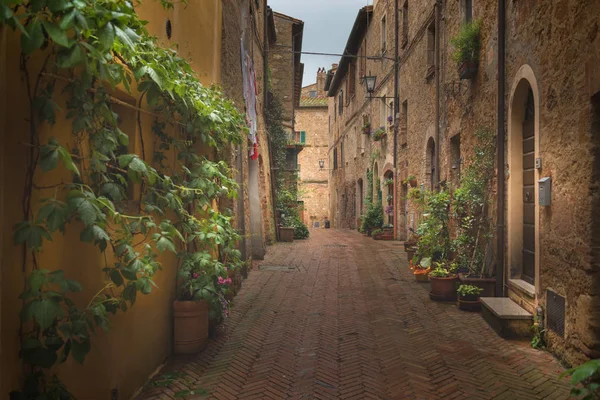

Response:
(137, 229), (571, 400)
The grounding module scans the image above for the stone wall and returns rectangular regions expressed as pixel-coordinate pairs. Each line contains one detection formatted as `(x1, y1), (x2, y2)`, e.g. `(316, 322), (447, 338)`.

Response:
(270, 14), (295, 126)
(328, 0), (600, 365)
(221, 0), (276, 256)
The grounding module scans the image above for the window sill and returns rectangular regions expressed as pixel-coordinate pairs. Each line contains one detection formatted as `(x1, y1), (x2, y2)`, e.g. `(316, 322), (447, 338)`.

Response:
(508, 279), (536, 299)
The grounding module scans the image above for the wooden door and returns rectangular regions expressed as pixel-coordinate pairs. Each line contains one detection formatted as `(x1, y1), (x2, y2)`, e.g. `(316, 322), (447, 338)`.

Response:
(522, 92), (536, 284)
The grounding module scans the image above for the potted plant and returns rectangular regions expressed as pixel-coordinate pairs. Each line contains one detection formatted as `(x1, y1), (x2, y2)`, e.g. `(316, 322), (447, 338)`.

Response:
(174, 251), (227, 354)
(403, 175), (418, 188)
(387, 115), (394, 126)
(360, 202), (384, 236)
(457, 284), (484, 311)
(278, 225), (295, 242)
(453, 128), (497, 296)
(362, 121), (372, 135)
(411, 258), (431, 282)
(371, 228), (384, 240)
(404, 229), (419, 251)
(451, 20), (481, 80)
(372, 127), (387, 141)
(428, 261), (458, 301)
(383, 178), (395, 187)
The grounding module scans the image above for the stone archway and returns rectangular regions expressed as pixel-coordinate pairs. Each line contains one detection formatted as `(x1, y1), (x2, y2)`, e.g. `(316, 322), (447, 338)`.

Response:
(507, 65), (541, 295)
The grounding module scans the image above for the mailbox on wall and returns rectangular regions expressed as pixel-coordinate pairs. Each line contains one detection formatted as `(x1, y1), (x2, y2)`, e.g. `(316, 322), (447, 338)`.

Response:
(539, 177), (552, 206)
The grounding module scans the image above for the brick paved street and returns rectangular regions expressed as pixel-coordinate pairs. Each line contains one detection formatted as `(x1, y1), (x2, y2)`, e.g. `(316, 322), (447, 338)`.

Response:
(138, 229), (571, 400)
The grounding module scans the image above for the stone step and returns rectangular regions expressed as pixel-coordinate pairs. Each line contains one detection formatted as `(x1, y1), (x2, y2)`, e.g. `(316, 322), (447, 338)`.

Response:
(480, 297), (533, 339)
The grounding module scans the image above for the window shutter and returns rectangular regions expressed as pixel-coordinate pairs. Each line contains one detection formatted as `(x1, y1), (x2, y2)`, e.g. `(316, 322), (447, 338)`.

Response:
(300, 131), (306, 144)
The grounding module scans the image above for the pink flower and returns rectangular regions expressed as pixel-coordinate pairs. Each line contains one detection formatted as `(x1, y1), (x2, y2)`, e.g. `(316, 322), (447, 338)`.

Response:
(192, 273), (199, 279)
(226, 278), (232, 284)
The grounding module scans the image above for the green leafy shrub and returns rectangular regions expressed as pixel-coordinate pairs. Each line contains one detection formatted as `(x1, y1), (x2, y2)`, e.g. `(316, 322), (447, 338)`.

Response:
(372, 127), (386, 141)
(457, 285), (483, 297)
(562, 359), (600, 399)
(452, 128), (496, 276)
(360, 202), (384, 233)
(450, 20), (481, 65)
(415, 190), (452, 262)
(371, 228), (383, 236)
(293, 221), (310, 239)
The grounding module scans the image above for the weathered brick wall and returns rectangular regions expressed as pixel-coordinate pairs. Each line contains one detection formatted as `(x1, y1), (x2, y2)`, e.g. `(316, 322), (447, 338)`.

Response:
(270, 15), (295, 125)
(329, 0), (600, 365)
(221, 0), (276, 253)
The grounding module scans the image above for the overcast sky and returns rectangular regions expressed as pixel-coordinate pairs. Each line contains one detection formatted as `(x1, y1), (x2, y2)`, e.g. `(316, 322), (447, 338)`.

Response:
(268, 0), (370, 86)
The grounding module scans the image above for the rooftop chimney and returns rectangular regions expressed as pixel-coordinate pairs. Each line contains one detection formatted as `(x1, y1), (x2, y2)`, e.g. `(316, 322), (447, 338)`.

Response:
(316, 67), (327, 94)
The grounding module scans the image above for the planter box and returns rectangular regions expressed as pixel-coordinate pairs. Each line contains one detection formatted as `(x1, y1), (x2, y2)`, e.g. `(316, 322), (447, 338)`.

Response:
(459, 60), (478, 80)
(458, 297), (481, 312)
(458, 273), (496, 297)
(279, 227), (295, 242)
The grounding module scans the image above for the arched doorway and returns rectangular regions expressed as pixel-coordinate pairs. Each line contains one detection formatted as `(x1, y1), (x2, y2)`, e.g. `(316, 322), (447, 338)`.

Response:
(507, 66), (540, 292)
(426, 137), (436, 191)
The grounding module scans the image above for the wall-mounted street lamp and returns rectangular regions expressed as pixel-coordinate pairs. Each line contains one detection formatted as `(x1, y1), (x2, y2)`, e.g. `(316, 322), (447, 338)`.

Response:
(319, 159), (325, 170)
(363, 74), (396, 106)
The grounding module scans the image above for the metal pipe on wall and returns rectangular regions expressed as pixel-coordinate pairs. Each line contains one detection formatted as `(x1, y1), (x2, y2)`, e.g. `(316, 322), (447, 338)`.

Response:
(393, 0), (400, 239)
(496, 0), (506, 297)
(435, 0), (441, 191)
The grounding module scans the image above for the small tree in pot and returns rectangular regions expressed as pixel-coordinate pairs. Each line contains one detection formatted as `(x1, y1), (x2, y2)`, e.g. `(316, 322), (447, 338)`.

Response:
(453, 128), (497, 296)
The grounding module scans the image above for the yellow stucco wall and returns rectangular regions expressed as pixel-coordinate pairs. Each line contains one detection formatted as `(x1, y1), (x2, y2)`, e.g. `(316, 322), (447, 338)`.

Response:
(0, 1), (223, 398)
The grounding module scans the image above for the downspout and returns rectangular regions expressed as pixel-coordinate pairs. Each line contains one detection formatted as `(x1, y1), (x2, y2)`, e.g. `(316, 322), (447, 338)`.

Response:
(265, 6), (280, 242)
(434, 0), (441, 191)
(496, 0), (506, 297)
(393, 0), (400, 239)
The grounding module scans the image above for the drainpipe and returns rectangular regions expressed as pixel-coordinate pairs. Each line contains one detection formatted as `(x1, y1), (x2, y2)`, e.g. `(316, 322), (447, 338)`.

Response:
(496, 0), (506, 297)
(434, 0), (441, 191)
(393, 0), (400, 238)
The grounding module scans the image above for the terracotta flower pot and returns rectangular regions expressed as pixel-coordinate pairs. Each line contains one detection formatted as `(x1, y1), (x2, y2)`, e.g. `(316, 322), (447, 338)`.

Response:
(429, 275), (458, 301)
(173, 300), (209, 354)
(458, 295), (481, 312)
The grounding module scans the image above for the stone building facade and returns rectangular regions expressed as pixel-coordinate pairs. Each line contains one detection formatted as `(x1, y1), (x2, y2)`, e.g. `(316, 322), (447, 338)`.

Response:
(295, 70), (330, 227)
(268, 12), (305, 225)
(327, 0), (600, 366)
(221, 0), (277, 259)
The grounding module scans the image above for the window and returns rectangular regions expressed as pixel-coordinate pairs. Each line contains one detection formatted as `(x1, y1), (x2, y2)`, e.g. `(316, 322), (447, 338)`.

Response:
(333, 148), (338, 170)
(338, 91), (344, 114)
(426, 22), (435, 79)
(401, 100), (408, 146)
(464, 0), (472, 23)
(381, 14), (387, 52)
(300, 131), (306, 144)
(341, 140), (344, 166)
(450, 134), (461, 185)
(380, 95), (388, 127)
(359, 39), (367, 78)
(348, 61), (356, 99)
(310, 90), (317, 98)
(402, 1), (408, 47)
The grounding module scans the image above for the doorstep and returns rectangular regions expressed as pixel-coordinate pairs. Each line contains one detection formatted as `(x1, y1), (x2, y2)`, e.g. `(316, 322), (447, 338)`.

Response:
(480, 297), (533, 339)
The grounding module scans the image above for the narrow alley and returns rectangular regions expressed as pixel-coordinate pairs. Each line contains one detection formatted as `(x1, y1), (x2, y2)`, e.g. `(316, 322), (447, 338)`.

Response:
(138, 229), (569, 400)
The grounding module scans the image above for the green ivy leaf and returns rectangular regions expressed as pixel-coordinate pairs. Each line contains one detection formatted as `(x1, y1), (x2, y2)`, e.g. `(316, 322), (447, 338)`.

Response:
(58, 338), (71, 363)
(57, 146), (80, 176)
(71, 338), (90, 364)
(120, 268), (138, 281)
(114, 25), (134, 48)
(70, 197), (97, 227)
(41, 20), (69, 48)
(156, 236), (175, 253)
(14, 222), (52, 250)
(97, 21), (115, 49)
(122, 283), (137, 305)
(58, 44), (85, 68)
(100, 183), (123, 202)
(110, 269), (124, 287)
(39, 143), (60, 172)
(30, 298), (63, 330)
(21, 20), (44, 55)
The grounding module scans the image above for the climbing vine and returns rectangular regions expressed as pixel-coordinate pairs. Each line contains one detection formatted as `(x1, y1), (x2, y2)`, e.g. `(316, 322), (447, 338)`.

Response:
(2, 0), (246, 398)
